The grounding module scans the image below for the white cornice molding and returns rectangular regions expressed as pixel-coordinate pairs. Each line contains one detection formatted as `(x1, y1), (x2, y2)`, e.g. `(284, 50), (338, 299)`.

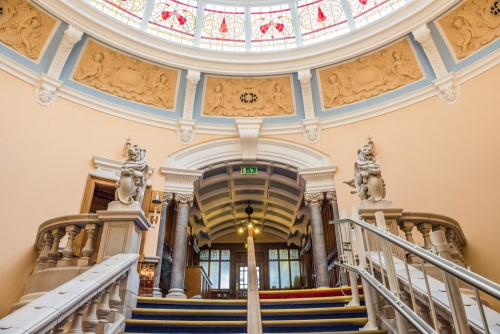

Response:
(159, 168), (204, 194)
(297, 166), (338, 193)
(31, 0), (459, 75)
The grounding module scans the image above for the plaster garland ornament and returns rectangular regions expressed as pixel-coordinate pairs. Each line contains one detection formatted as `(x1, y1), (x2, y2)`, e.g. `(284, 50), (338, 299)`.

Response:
(304, 192), (324, 208)
(297, 69), (315, 119)
(174, 194), (194, 208)
(345, 138), (386, 202)
(115, 142), (149, 205)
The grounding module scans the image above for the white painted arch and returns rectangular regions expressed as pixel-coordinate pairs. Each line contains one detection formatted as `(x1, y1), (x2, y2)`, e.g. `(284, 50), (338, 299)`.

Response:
(167, 138), (331, 170)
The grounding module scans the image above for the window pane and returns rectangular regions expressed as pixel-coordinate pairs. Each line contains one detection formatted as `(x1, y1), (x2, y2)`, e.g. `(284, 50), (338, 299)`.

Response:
(200, 261), (209, 276)
(280, 261), (290, 289)
(269, 261), (279, 289)
(220, 261), (230, 289)
(290, 249), (299, 259)
(210, 261), (220, 289)
(239, 266), (248, 289)
(291, 261), (301, 288)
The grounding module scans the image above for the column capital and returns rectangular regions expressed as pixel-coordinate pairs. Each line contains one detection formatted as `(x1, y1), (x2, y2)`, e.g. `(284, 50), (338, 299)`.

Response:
(325, 190), (337, 204)
(163, 192), (174, 203)
(304, 192), (324, 208)
(174, 194), (194, 208)
(160, 167), (203, 194)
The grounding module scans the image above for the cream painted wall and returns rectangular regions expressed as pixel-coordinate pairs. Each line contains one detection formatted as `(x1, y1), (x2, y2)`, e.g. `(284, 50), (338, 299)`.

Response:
(1, 63), (499, 316)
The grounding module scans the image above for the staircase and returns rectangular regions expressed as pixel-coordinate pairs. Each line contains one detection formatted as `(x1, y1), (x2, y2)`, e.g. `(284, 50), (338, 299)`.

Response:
(123, 288), (387, 334)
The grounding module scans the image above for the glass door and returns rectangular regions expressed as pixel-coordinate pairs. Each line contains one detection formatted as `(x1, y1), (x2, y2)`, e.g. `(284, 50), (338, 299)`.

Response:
(236, 264), (261, 299)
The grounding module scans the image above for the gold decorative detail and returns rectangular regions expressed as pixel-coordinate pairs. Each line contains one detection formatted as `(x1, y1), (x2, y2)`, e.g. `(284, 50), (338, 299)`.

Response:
(0, 0), (57, 60)
(202, 75), (295, 117)
(318, 39), (422, 109)
(73, 40), (178, 110)
(437, 0), (500, 59)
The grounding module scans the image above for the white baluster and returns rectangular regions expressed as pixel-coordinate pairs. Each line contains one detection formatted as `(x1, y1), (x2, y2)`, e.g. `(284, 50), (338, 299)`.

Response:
(35, 232), (53, 271)
(82, 296), (99, 334)
(57, 225), (81, 267)
(77, 223), (98, 266)
(66, 304), (88, 334)
(47, 228), (65, 267)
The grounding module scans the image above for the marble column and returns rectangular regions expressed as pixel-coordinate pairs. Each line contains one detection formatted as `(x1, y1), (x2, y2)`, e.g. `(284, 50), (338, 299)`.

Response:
(153, 192), (174, 297)
(304, 192), (329, 288)
(166, 193), (194, 298)
(326, 191), (347, 286)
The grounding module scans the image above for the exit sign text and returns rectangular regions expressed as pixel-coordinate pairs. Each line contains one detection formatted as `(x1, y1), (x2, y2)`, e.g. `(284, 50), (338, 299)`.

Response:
(241, 166), (257, 175)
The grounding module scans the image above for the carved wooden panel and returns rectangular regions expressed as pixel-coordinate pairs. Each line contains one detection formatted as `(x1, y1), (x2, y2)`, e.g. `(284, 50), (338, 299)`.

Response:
(73, 40), (179, 110)
(202, 75), (295, 117)
(0, 0), (57, 60)
(318, 38), (422, 110)
(437, 0), (500, 60)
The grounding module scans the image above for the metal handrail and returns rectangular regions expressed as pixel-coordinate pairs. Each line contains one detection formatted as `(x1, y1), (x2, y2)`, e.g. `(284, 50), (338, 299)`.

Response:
(332, 218), (500, 300)
(335, 261), (437, 334)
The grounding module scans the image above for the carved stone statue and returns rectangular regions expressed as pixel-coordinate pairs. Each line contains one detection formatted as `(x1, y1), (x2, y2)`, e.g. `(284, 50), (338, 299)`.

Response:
(115, 143), (149, 205)
(345, 139), (386, 202)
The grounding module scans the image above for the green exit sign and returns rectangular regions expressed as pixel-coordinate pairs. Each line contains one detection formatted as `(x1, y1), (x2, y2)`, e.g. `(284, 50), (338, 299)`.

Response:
(241, 166), (257, 175)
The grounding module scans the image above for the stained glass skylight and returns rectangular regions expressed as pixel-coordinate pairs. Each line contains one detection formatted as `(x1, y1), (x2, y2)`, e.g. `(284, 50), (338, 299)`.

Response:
(85, 0), (412, 52)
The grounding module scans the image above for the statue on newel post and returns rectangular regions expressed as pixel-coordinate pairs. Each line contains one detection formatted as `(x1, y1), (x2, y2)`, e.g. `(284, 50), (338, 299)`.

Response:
(345, 138), (387, 203)
(115, 142), (149, 207)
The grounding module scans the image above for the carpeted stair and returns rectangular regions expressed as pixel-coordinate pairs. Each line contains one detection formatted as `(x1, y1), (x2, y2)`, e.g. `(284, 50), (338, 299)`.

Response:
(123, 288), (387, 334)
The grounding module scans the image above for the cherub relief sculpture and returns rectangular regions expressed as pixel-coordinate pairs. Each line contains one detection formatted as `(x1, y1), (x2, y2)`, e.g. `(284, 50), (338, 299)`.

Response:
(203, 75), (294, 117)
(319, 39), (422, 109)
(438, 0), (500, 59)
(73, 40), (178, 110)
(345, 139), (386, 202)
(0, 0), (56, 59)
(115, 142), (149, 205)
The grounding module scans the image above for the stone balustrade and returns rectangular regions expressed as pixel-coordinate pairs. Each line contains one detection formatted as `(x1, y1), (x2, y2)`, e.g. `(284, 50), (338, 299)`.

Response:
(397, 212), (467, 267)
(0, 253), (139, 334)
(33, 214), (103, 271)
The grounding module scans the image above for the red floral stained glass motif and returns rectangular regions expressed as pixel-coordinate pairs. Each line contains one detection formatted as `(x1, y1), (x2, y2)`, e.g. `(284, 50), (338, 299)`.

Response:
(201, 4), (245, 51)
(219, 17), (228, 33)
(89, 0), (147, 28)
(250, 4), (295, 51)
(359, 0), (367, 4)
(317, 7), (327, 22)
(347, 0), (407, 28)
(147, 0), (197, 45)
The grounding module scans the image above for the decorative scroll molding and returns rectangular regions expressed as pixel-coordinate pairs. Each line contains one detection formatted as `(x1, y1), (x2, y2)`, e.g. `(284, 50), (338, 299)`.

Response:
(297, 69), (314, 119)
(301, 118), (321, 144)
(304, 192), (324, 208)
(47, 26), (83, 78)
(298, 166), (337, 194)
(35, 74), (63, 106)
(177, 118), (196, 145)
(235, 118), (263, 161)
(162, 192), (174, 204)
(174, 194), (194, 208)
(182, 70), (200, 120)
(325, 190), (337, 204)
(412, 24), (460, 104)
(160, 167), (203, 194)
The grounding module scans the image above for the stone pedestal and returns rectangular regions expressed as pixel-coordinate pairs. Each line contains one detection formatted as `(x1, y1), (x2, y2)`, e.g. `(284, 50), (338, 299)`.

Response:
(96, 202), (150, 264)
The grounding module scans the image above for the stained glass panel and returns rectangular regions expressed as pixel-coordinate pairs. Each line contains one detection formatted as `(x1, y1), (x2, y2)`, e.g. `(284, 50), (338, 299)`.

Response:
(298, 0), (349, 45)
(147, 0), (197, 45)
(290, 249), (299, 260)
(200, 4), (245, 52)
(89, 0), (146, 28)
(250, 4), (296, 52)
(200, 249), (209, 260)
(221, 249), (231, 261)
(269, 249), (278, 260)
(279, 249), (289, 260)
(347, 0), (407, 29)
(210, 249), (220, 260)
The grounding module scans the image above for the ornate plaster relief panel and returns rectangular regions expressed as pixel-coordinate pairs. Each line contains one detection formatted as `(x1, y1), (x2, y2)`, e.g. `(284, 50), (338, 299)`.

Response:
(436, 0), (500, 61)
(202, 75), (295, 117)
(72, 39), (179, 110)
(0, 0), (57, 61)
(317, 38), (423, 110)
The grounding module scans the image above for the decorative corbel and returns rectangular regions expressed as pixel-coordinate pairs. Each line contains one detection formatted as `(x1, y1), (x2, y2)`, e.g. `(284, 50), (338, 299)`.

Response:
(35, 26), (83, 106)
(182, 70), (201, 120)
(177, 118), (197, 145)
(35, 74), (63, 106)
(412, 24), (460, 104)
(301, 118), (321, 144)
(235, 118), (263, 161)
(433, 72), (460, 104)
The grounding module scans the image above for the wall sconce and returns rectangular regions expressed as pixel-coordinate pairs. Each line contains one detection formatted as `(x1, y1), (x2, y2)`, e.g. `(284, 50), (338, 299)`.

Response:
(151, 192), (161, 227)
